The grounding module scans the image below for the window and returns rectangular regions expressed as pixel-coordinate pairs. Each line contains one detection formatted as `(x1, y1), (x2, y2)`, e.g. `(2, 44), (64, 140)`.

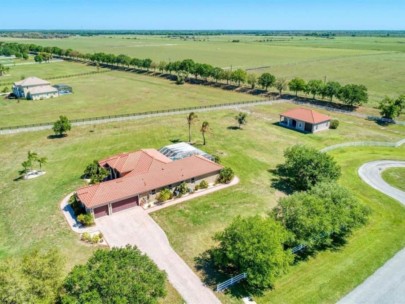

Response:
(151, 189), (156, 195)
(191, 178), (195, 183)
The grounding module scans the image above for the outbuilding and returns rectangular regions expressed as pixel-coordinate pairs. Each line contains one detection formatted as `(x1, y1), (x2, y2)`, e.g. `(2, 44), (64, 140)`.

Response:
(279, 108), (331, 133)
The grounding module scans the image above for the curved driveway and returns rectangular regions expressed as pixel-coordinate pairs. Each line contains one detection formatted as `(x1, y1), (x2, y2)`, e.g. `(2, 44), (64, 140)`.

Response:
(338, 160), (405, 304)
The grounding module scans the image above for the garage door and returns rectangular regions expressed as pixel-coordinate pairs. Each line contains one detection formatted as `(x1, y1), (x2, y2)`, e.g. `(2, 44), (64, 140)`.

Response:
(112, 196), (138, 214)
(94, 205), (109, 218)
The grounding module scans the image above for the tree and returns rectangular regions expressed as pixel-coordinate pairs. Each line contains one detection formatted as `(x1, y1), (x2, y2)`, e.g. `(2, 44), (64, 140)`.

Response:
(83, 160), (109, 184)
(322, 81), (341, 102)
(37, 157), (47, 170)
(275, 145), (341, 191)
(306, 79), (324, 99)
(34, 54), (43, 63)
(221, 69), (232, 85)
(60, 246), (166, 304)
(52, 115), (71, 137)
(200, 121), (210, 145)
(338, 84), (368, 106)
(273, 182), (370, 252)
(211, 67), (223, 83)
(0, 63), (10, 76)
(258, 73), (276, 91)
(275, 78), (288, 96)
(231, 69), (247, 86)
(158, 61), (167, 73)
(143, 58), (153, 70)
(0, 249), (64, 304)
(211, 216), (293, 290)
(235, 112), (247, 129)
(378, 95), (405, 119)
(288, 77), (306, 97)
(187, 112), (198, 143)
(247, 73), (257, 89)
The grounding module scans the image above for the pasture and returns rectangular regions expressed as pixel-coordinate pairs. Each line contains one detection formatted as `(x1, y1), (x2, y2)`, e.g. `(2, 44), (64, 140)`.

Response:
(2, 35), (405, 104)
(0, 63), (248, 128)
(0, 101), (403, 303)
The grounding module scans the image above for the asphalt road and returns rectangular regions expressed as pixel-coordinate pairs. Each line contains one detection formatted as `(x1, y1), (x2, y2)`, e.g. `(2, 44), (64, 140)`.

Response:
(338, 160), (405, 304)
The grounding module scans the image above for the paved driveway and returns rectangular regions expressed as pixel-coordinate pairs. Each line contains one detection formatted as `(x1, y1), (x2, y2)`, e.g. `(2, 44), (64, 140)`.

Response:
(96, 207), (221, 304)
(338, 160), (405, 304)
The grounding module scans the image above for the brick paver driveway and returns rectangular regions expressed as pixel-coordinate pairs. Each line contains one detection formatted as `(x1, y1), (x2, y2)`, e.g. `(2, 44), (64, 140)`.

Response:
(96, 207), (221, 304)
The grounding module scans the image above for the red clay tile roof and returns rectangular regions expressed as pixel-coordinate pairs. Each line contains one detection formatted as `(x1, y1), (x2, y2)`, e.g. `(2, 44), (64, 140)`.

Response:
(77, 152), (223, 209)
(99, 149), (172, 175)
(280, 108), (331, 124)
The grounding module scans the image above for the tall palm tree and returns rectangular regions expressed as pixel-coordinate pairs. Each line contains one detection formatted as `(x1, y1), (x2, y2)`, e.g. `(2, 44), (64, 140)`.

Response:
(27, 151), (38, 170)
(200, 121), (210, 145)
(187, 112), (198, 143)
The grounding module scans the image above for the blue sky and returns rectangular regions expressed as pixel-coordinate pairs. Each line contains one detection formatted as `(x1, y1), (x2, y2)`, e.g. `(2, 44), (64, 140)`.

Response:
(1, 0), (404, 30)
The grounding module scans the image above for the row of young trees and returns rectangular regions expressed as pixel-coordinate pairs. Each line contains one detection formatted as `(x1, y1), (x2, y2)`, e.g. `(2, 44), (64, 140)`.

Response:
(210, 145), (370, 290)
(0, 41), (369, 106)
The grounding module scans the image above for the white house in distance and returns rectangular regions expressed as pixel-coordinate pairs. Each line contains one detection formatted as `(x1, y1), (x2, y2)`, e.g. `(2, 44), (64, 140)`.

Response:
(279, 108), (331, 133)
(13, 77), (59, 100)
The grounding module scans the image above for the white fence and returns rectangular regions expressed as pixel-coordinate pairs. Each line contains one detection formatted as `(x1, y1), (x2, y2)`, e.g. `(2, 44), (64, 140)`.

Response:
(216, 273), (247, 292)
(321, 138), (405, 153)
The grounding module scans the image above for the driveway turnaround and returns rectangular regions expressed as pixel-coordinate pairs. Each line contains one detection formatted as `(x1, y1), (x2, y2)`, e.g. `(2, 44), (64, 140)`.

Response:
(96, 207), (221, 304)
(338, 160), (405, 304)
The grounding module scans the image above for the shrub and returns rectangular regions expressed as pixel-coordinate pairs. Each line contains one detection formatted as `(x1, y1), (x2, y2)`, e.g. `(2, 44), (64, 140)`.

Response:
(81, 232), (91, 242)
(69, 194), (85, 216)
(199, 180), (209, 189)
(77, 213), (95, 227)
(218, 167), (234, 184)
(330, 119), (339, 129)
(175, 182), (188, 196)
(157, 188), (172, 202)
(194, 184), (200, 191)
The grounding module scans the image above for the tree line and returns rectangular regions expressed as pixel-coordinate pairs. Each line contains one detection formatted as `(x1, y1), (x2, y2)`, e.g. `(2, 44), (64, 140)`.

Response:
(0, 41), (369, 107)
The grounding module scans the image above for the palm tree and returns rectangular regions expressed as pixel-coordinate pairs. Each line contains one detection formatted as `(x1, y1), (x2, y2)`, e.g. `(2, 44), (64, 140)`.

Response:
(0, 64), (10, 76)
(187, 112), (198, 143)
(200, 121), (210, 145)
(37, 157), (47, 171)
(27, 151), (38, 170)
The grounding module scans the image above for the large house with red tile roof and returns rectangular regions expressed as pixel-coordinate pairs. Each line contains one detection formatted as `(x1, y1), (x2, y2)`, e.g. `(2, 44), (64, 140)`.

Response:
(76, 148), (223, 218)
(279, 108), (331, 133)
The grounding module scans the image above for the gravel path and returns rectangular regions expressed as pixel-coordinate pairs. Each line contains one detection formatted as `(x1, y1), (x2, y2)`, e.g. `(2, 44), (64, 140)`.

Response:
(338, 160), (405, 304)
(0, 99), (283, 135)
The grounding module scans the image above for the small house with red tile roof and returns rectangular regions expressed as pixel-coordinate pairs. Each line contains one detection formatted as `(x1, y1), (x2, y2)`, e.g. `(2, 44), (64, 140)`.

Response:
(279, 108), (331, 133)
(76, 148), (223, 218)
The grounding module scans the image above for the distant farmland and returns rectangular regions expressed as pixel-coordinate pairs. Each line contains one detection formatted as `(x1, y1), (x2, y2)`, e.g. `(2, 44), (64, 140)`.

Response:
(2, 35), (405, 103)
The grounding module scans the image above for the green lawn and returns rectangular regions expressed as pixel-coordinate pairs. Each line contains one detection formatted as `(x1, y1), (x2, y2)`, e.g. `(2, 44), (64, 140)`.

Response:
(0, 66), (249, 128)
(2, 35), (405, 105)
(0, 103), (403, 303)
(382, 167), (405, 192)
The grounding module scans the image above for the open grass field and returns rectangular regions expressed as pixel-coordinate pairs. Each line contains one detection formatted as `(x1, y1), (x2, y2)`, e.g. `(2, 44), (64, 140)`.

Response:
(0, 63), (249, 128)
(2, 35), (405, 104)
(0, 101), (403, 303)
(382, 167), (405, 192)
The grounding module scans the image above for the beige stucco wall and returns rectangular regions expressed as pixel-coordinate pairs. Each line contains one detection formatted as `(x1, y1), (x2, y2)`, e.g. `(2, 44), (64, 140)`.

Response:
(30, 92), (59, 100)
(312, 121), (330, 133)
(138, 171), (220, 208)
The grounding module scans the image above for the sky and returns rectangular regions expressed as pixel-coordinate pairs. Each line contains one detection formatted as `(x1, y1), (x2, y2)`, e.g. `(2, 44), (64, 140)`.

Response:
(0, 0), (404, 30)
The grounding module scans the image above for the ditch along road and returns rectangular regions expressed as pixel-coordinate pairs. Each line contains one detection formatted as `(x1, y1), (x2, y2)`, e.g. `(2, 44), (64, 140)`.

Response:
(338, 160), (405, 304)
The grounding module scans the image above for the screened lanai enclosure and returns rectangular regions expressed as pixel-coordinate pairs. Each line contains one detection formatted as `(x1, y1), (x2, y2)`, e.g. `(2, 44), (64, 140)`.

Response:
(159, 142), (214, 161)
